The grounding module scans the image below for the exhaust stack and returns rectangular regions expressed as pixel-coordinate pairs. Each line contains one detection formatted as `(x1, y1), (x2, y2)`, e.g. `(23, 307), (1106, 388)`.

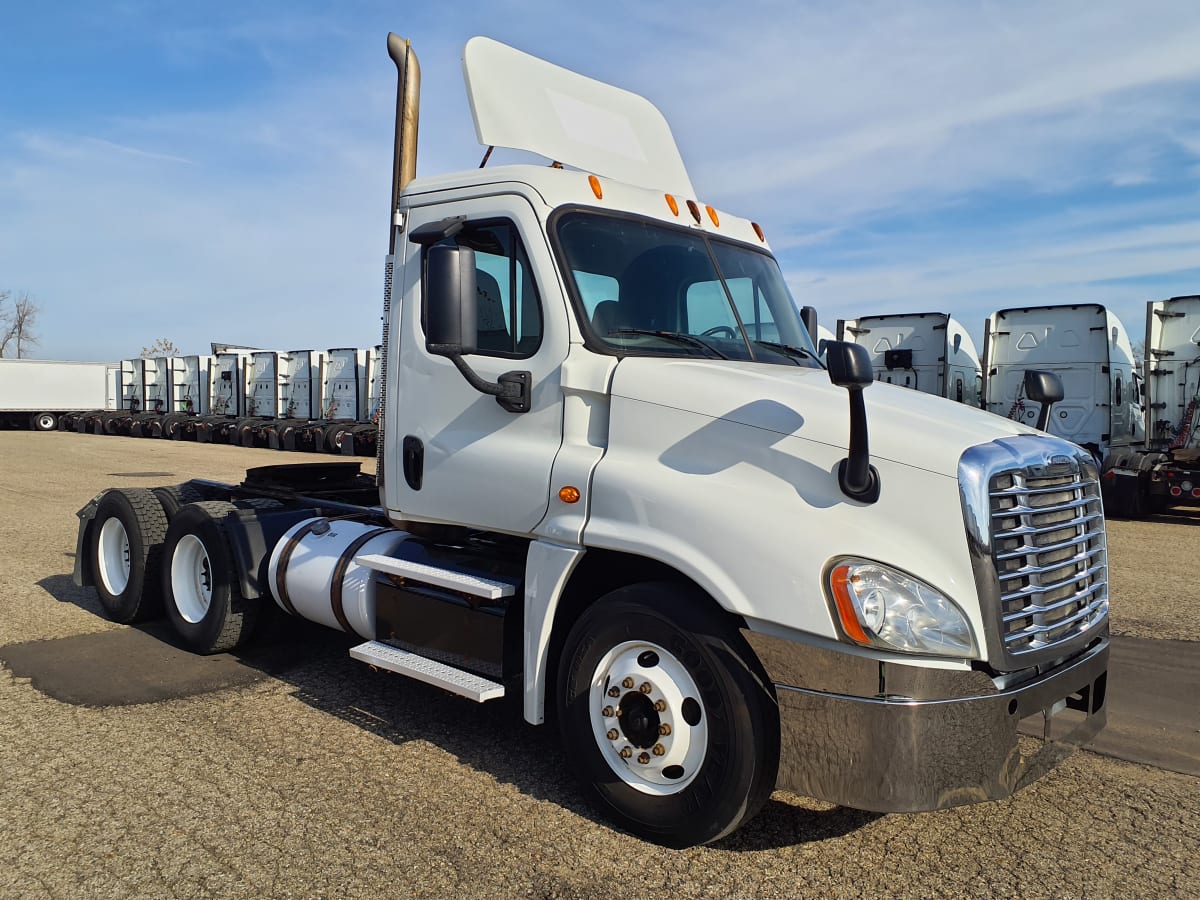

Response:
(387, 33), (421, 254)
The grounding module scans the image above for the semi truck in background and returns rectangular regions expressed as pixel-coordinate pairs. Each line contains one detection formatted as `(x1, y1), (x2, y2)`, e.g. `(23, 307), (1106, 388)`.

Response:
(836, 312), (983, 406)
(982, 303), (1143, 462)
(70, 34), (1110, 847)
(0, 358), (118, 430)
(1103, 294), (1200, 516)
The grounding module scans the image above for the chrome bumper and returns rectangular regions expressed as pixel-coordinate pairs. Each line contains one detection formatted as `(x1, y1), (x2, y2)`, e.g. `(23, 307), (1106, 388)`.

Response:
(744, 631), (1109, 813)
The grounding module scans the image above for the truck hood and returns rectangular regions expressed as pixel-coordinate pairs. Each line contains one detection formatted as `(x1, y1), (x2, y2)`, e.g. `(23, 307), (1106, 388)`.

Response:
(609, 357), (1039, 478)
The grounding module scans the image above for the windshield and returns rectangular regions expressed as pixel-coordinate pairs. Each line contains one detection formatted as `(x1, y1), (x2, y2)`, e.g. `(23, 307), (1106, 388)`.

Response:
(554, 211), (822, 368)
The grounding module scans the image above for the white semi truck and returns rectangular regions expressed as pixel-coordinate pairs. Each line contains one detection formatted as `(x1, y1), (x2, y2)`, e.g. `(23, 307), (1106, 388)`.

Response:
(837, 312), (983, 406)
(982, 303), (1144, 460)
(0, 358), (118, 430)
(1103, 294), (1200, 516)
(71, 35), (1110, 847)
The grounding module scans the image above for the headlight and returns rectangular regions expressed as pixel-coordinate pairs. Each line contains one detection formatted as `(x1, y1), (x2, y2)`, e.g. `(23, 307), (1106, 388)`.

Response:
(828, 560), (976, 658)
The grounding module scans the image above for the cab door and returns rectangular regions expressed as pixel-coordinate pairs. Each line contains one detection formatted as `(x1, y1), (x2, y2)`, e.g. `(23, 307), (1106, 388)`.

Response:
(387, 194), (569, 535)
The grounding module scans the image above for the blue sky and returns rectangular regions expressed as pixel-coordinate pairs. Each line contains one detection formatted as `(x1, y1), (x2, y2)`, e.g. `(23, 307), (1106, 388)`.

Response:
(3, 1), (1200, 360)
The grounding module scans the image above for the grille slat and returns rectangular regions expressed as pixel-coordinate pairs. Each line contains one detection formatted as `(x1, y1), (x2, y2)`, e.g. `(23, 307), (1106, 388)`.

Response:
(988, 466), (1109, 658)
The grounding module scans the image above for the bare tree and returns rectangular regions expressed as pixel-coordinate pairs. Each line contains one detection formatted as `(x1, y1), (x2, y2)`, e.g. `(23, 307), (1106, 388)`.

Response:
(141, 337), (183, 357)
(0, 291), (41, 358)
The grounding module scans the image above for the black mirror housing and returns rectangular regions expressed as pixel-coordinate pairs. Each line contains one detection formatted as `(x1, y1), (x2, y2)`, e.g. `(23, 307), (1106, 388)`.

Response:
(425, 244), (478, 356)
(1024, 370), (1064, 404)
(800, 305), (819, 342)
(826, 341), (874, 388)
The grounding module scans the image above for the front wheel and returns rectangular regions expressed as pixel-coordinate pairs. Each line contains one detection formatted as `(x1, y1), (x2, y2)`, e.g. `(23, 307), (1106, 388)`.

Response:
(162, 501), (261, 653)
(556, 581), (779, 847)
(30, 412), (58, 431)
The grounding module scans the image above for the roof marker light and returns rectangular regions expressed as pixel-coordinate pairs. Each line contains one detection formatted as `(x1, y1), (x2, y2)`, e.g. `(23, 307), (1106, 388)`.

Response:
(705, 205), (719, 227)
(588, 175), (603, 199)
(665, 194), (679, 216)
(686, 200), (701, 224)
(752, 222), (765, 242)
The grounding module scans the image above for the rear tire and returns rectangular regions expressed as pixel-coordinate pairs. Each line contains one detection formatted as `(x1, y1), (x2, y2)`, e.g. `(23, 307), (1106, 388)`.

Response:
(324, 422), (351, 453)
(30, 412), (57, 431)
(152, 482), (206, 520)
(162, 501), (261, 653)
(88, 488), (170, 623)
(556, 581), (779, 848)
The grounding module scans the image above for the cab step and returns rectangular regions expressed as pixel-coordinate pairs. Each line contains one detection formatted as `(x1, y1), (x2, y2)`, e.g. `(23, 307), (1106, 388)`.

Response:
(355, 553), (516, 600)
(349, 640), (505, 702)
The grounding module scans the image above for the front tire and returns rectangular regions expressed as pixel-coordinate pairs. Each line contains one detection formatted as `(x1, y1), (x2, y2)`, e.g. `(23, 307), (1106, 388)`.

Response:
(556, 581), (779, 847)
(88, 488), (170, 623)
(30, 412), (57, 431)
(162, 501), (261, 653)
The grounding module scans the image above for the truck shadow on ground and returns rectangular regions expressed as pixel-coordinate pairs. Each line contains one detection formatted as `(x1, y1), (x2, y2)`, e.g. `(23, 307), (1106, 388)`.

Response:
(22, 571), (880, 851)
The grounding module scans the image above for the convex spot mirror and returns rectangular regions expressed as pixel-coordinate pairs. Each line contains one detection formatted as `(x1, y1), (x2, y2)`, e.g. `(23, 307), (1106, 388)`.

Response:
(425, 244), (479, 357)
(826, 341), (874, 388)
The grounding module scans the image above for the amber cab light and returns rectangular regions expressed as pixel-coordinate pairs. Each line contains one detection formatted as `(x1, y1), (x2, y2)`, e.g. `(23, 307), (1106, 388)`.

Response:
(588, 175), (603, 199)
(829, 564), (871, 645)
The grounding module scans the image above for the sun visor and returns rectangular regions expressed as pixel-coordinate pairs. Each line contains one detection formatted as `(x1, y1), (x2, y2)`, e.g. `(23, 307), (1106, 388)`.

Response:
(462, 36), (695, 198)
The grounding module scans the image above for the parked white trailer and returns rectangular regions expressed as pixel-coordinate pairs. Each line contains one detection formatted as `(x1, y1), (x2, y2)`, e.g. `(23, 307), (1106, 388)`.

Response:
(0, 358), (118, 430)
(982, 303), (1143, 460)
(1103, 294), (1200, 516)
(72, 34), (1109, 848)
(838, 312), (982, 406)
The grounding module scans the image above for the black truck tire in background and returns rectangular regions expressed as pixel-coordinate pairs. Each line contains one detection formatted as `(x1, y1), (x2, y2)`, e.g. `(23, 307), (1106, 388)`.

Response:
(30, 412), (58, 431)
(87, 488), (170, 623)
(151, 482), (206, 521)
(556, 581), (780, 848)
(162, 501), (261, 654)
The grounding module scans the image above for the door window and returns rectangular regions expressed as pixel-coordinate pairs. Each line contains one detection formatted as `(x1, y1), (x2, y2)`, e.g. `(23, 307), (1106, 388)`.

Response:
(426, 221), (543, 359)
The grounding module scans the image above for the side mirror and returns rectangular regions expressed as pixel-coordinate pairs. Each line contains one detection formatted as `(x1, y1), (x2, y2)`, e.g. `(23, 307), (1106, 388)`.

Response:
(1024, 369), (1064, 431)
(826, 340), (873, 388)
(825, 342), (880, 503)
(801, 305), (818, 342)
(425, 244), (478, 356)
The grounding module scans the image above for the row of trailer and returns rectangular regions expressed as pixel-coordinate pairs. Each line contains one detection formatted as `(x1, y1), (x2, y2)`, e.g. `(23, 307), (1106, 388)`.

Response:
(829, 295), (1200, 516)
(59, 346), (382, 456)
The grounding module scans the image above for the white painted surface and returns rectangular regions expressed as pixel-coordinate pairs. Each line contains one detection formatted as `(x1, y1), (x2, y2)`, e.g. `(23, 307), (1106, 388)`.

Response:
(0, 358), (116, 412)
(840, 312), (982, 405)
(461, 37), (695, 197)
(1146, 295), (1200, 451)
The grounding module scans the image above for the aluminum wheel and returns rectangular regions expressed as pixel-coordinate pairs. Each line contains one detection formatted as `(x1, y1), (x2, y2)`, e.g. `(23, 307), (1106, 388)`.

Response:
(171, 533), (213, 624)
(96, 517), (131, 596)
(589, 640), (708, 796)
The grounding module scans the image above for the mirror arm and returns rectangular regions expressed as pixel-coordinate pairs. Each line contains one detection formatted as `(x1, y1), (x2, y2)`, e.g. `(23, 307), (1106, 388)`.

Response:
(838, 386), (881, 502)
(445, 353), (531, 413)
(1035, 400), (1054, 432)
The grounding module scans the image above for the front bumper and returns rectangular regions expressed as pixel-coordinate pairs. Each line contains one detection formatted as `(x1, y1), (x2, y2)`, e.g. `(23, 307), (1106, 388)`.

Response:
(744, 630), (1108, 813)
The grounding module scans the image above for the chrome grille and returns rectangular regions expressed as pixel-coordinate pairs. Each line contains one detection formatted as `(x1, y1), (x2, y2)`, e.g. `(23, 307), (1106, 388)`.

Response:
(988, 467), (1108, 658)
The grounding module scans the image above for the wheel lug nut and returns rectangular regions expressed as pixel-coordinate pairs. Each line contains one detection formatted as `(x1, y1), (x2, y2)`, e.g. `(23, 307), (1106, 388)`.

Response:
(607, 729), (619, 741)
(620, 746), (633, 759)
(652, 744), (666, 756)
(658, 723), (671, 736)
(602, 706), (615, 717)
(639, 682), (652, 694)
(654, 700), (667, 712)
(607, 687), (620, 698)
(621, 677), (635, 689)
(637, 752), (651, 764)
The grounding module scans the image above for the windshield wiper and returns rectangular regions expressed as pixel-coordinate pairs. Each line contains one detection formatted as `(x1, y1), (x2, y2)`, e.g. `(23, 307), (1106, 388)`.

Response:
(754, 340), (819, 363)
(609, 329), (730, 359)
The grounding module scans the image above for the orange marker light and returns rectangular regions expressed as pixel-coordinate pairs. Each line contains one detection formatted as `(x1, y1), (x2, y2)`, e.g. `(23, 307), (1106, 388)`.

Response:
(752, 222), (765, 242)
(829, 565), (871, 645)
(558, 486), (581, 504)
(665, 194), (679, 216)
(588, 175), (603, 199)
(705, 205), (719, 227)
(686, 200), (701, 224)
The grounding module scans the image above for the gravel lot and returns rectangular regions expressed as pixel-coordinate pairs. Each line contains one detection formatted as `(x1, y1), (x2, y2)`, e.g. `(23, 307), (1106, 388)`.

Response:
(0, 431), (1197, 898)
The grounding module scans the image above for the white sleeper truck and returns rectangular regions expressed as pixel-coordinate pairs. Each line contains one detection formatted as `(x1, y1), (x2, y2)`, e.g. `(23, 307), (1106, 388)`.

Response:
(72, 35), (1109, 847)
(982, 303), (1144, 461)
(837, 312), (983, 406)
(1103, 294), (1200, 516)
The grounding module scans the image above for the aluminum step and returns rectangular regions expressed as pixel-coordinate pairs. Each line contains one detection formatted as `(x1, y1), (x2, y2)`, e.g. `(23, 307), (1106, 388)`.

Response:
(349, 641), (505, 702)
(355, 553), (516, 600)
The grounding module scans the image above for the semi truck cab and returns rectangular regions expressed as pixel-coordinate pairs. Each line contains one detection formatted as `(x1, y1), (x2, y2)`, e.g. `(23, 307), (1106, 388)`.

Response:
(72, 34), (1110, 847)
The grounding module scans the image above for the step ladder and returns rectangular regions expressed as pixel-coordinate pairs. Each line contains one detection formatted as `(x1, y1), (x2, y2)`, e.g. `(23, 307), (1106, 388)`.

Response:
(350, 554), (513, 702)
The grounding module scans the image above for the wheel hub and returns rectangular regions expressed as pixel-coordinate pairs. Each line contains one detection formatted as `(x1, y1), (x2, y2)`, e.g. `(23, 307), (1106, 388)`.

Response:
(590, 640), (708, 796)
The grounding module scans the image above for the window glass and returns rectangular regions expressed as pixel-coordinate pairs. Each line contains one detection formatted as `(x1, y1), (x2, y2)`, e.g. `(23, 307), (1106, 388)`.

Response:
(429, 221), (543, 359)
